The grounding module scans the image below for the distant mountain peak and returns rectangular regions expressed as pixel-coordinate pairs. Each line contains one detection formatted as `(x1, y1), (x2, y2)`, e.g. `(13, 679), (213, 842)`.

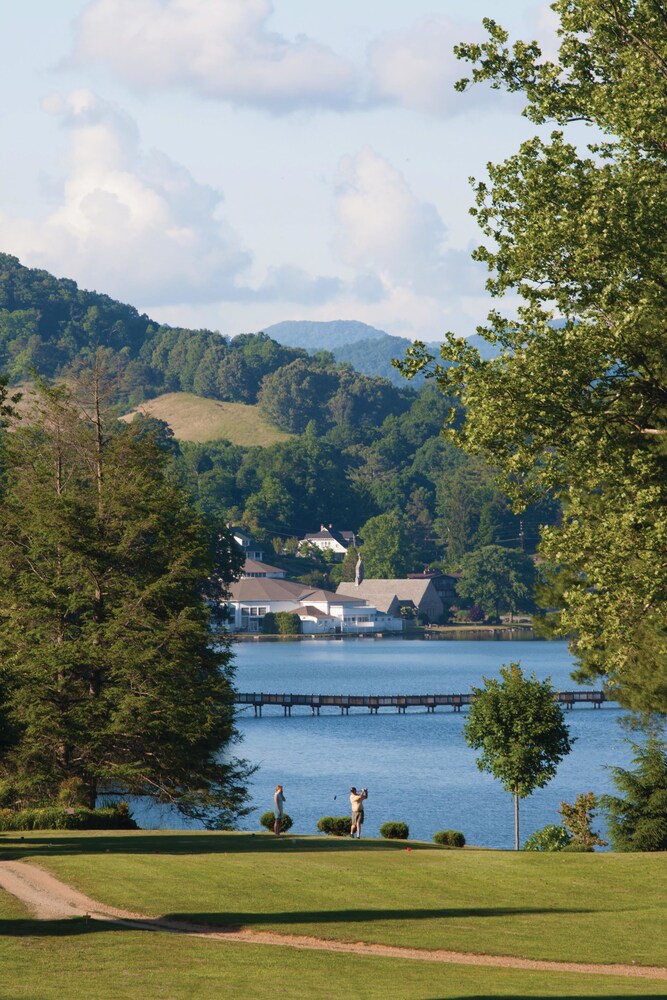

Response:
(263, 319), (389, 350)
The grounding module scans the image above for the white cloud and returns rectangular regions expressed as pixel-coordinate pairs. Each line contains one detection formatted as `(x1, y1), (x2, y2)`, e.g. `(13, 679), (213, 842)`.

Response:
(367, 17), (488, 117)
(233, 265), (344, 305)
(0, 90), (252, 305)
(333, 148), (445, 287)
(69, 0), (358, 113)
(332, 147), (485, 298)
(330, 147), (490, 336)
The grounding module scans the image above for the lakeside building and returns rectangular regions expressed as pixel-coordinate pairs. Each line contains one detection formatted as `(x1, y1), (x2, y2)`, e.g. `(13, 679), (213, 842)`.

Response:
(225, 577), (403, 635)
(336, 577), (446, 624)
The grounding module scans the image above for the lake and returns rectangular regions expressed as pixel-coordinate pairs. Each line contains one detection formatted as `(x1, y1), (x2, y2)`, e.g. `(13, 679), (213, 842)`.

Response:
(228, 637), (631, 849)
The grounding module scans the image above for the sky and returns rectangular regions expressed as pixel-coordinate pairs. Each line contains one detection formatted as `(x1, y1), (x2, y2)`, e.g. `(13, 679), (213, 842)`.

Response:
(0, 1), (559, 342)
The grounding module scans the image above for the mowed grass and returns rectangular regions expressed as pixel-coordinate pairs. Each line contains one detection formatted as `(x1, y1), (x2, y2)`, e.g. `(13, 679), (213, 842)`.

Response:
(1, 895), (666, 1000)
(2, 831), (665, 970)
(120, 392), (294, 445)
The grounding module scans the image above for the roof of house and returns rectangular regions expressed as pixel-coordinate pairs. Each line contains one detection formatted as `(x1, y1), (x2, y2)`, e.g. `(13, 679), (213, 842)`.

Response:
(297, 605), (335, 619)
(302, 525), (351, 548)
(336, 578), (444, 614)
(241, 557), (285, 577)
(406, 570), (460, 582)
(228, 577), (364, 605)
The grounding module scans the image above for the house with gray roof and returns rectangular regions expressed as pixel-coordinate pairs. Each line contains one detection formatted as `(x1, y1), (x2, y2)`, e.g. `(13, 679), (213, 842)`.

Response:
(336, 578), (445, 624)
(226, 576), (402, 634)
(241, 557), (286, 579)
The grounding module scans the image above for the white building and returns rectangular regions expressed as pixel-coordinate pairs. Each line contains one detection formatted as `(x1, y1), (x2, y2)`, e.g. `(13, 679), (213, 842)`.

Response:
(225, 577), (402, 635)
(240, 557), (286, 579)
(299, 525), (356, 559)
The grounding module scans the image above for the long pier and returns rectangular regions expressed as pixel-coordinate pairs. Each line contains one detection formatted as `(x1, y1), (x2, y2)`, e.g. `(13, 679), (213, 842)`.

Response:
(235, 690), (610, 717)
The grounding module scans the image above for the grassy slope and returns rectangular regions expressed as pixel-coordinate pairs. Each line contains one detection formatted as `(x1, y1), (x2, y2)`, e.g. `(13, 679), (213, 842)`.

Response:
(1, 832), (665, 968)
(3, 897), (665, 1000)
(121, 392), (293, 445)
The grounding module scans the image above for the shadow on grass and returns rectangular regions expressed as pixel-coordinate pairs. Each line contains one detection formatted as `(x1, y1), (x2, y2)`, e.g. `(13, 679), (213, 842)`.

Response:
(165, 905), (595, 929)
(0, 904), (594, 938)
(0, 916), (123, 937)
(0, 832), (437, 859)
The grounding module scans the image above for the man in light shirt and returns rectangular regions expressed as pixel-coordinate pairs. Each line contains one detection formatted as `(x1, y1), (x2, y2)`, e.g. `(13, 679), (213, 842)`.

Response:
(349, 786), (368, 839)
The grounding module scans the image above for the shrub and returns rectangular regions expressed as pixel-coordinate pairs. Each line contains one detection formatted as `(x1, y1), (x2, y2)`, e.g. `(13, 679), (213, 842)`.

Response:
(379, 821), (409, 840)
(0, 804), (138, 831)
(467, 605), (486, 623)
(559, 792), (607, 848)
(433, 829), (466, 848)
(317, 815), (351, 836)
(275, 612), (302, 635)
(523, 824), (571, 852)
(561, 843), (595, 852)
(259, 811), (293, 833)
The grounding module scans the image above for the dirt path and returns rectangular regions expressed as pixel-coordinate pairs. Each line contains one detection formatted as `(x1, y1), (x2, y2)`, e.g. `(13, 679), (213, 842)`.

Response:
(1, 860), (665, 981)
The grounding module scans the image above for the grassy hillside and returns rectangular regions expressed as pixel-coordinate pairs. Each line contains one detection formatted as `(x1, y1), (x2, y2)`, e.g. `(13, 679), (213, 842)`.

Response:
(121, 392), (293, 446)
(1, 831), (665, 999)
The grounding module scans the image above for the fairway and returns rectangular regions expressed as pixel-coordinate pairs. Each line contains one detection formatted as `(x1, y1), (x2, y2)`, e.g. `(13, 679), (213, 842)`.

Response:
(1, 830), (665, 1000)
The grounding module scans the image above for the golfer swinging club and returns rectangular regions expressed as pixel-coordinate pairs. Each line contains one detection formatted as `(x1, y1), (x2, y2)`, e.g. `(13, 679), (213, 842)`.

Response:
(349, 786), (368, 839)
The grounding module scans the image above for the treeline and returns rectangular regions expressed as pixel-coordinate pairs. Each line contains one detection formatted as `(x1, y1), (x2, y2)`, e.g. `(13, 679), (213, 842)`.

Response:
(0, 254), (557, 573)
(0, 255), (412, 435)
(169, 380), (556, 569)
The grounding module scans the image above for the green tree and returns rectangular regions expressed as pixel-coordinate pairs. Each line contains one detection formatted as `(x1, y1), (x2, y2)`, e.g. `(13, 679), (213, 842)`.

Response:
(0, 375), (21, 424)
(329, 545), (361, 587)
(464, 664), (573, 849)
(601, 737), (667, 852)
(456, 545), (537, 620)
(274, 612), (302, 635)
(396, 1), (667, 716)
(257, 358), (338, 433)
(0, 378), (249, 826)
(359, 511), (420, 579)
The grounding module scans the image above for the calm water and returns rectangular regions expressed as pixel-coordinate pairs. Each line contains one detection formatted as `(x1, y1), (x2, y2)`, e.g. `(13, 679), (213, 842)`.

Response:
(133, 637), (633, 848)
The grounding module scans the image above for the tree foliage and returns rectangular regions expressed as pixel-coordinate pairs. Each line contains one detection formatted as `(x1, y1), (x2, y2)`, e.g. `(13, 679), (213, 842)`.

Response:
(358, 511), (421, 579)
(456, 544), (537, 619)
(396, 1), (667, 715)
(0, 376), (249, 826)
(559, 791), (607, 848)
(601, 737), (667, 851)
(464, 663), (573, 848)
(523, 824), (571, 852)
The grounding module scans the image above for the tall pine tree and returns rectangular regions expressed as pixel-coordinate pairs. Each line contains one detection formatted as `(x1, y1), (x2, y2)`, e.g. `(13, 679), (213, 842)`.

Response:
(0, 375), (248, 827)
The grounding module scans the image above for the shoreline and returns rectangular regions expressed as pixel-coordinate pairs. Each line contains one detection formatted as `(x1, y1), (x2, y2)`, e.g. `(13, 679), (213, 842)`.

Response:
(232, 624), (541, 643)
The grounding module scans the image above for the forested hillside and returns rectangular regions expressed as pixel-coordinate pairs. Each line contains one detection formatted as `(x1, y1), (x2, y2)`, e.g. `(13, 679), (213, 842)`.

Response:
(0, 253), (557, 587)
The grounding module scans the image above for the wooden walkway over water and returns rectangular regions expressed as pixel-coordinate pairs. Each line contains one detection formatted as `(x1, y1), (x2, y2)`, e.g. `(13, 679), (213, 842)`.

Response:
(235, 690), (610, 716)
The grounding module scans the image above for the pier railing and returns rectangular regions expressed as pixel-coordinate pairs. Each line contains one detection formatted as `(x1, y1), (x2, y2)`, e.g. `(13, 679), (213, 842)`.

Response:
(235, 690), (610, 717)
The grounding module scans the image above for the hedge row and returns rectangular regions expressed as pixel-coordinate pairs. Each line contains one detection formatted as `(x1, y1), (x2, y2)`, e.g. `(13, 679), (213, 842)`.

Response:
(0, 804), (138, 831)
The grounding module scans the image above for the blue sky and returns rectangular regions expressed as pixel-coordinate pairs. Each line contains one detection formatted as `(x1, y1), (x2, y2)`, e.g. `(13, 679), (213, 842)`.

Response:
(1, 1), (558, 342)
